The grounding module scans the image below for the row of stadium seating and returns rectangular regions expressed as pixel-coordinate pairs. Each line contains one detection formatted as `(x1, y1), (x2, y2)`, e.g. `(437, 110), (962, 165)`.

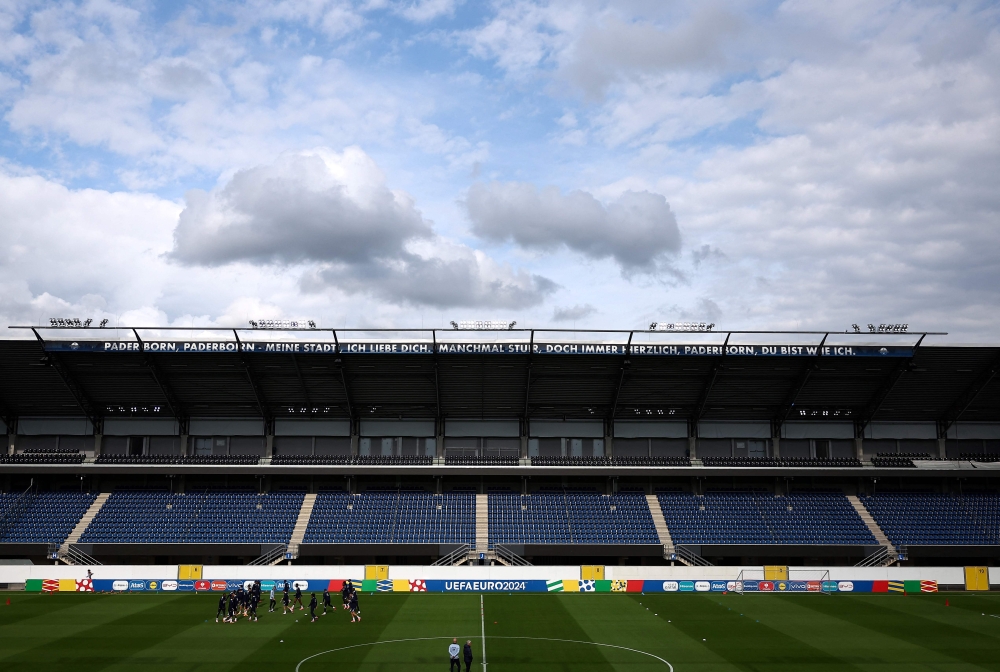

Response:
(79, 491), (302, 543)
(6, 454), (966, 468)
(0, 454), (85, 464)
(303, 491), (475, 544)
(2, 489), (997, 546)
(445, 455), (520, 466)
(860, 493), (1000, 545)
(960, 453), (1000, 462)
(869, 452), (933, 468)
(0, 492), (96, 543)
(488, 491), (661, 545)
(21, 446), (83, 454)
(700, 457), (862, 468)
(657, 491), (876, 545)
(96, 454), (262, 465)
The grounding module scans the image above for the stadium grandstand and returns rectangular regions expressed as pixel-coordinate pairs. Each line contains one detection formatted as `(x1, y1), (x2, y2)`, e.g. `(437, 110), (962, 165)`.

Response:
(0, 325), (998, 567)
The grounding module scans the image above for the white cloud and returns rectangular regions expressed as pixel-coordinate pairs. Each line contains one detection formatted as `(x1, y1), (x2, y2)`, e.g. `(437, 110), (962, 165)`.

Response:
(466, 182), (682, 272)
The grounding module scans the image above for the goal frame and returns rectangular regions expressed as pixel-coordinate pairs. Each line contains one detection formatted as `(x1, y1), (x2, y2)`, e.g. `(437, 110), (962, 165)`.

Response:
(733, 568), (832, 595)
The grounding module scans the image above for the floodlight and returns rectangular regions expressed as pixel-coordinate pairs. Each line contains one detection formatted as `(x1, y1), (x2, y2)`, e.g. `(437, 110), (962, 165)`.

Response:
(649, 321), (715, 332)
(451, 320), (517, 330)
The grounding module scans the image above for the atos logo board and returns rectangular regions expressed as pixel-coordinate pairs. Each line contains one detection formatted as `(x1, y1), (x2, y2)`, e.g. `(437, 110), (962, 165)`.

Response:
(711, 581), (728, 592)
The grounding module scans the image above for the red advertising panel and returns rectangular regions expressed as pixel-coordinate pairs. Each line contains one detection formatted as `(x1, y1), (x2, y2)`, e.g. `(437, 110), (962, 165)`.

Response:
(626, 580), (644, 593)
(872, 581), (889, 593)
(806, 581), (822, 592)
(759, 581), (774, 592)
(211, 580), (228, 591)
(194, 580), (211, 591)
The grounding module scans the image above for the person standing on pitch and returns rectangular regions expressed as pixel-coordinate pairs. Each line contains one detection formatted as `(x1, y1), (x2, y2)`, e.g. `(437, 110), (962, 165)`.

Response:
(269, 585), (276, 613)
(448, 638), (461, 672)
(463, 640), (473, 672)
(216, 592), (227, 622)
(309, 593), (318, 623)
(294, 584), (305, 611)
(322, 587), (332, 615)
(282, 583), (292, 614)
(348, 590), (361, 623)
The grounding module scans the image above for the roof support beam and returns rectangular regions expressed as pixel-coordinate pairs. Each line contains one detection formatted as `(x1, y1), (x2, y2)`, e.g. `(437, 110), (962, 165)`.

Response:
(608, 332), (634, 421)
(133, 329), (186, 428)
(232, 331), (271, 428)
(523, 330), (534, 420)
(692, 334), (731, 427)
(855, 335), (926, 438)
(289, 353), (314, 414)
(331, 330), (354, 418)
(773, 335), (828, 430)
(31, 328), (102, 432)
(431, 332), (441, 422)
(938, 351), (1000, 438)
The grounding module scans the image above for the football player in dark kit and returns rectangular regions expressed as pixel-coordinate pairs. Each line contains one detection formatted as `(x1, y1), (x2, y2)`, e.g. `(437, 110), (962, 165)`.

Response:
(227, 591), (237, 623)
(248, 585), (260, 622)
(216, 592), (227, 622)
(282, 582), (292, 614)
(341, 580), (352, 610)
(294, 584), (305, 611)
(322, 588), (332, 615)
(464, 640), (474, 672)
(348, 589), (361, 623)
(309, 592), (318, 622)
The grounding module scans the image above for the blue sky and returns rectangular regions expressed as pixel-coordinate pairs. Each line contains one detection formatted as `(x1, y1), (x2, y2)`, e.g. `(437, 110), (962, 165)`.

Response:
(1, 0), (998, 341)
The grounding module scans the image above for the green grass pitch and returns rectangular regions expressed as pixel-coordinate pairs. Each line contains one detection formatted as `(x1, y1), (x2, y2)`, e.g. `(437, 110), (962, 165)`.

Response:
(2, 591), (1000, 671)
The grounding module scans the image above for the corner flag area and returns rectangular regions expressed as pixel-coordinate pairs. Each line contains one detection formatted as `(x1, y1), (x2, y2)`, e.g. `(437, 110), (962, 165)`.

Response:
(2, 592), (1000, 670)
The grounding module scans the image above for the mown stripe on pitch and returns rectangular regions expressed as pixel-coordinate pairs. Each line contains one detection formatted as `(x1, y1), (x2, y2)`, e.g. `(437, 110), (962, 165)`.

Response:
(353, 593), (481, 670)
(481, 594), (618, 671)
(642, 593), (868, 672)
(800, 594), (998, 668)
(0, 593), (199, 671)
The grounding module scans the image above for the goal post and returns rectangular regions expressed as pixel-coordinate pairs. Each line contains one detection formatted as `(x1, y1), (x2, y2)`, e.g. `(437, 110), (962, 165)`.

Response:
(734, 568), (833, 595)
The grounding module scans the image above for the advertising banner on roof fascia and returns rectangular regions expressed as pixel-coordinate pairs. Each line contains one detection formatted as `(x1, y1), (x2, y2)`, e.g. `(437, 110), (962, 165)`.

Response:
(42, 341), (914, 358)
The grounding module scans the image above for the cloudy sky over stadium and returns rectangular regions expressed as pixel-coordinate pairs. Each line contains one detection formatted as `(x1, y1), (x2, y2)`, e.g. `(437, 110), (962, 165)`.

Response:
(0, 0), (998, 340)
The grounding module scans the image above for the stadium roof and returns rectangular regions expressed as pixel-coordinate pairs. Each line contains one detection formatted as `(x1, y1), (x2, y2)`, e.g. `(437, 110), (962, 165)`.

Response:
(1, 327), (998, 433)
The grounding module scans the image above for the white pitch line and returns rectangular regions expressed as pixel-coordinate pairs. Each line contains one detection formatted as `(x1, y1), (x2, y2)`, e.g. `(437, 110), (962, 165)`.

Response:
(480, 594), (487, 671)
(295, 635), (673, 671)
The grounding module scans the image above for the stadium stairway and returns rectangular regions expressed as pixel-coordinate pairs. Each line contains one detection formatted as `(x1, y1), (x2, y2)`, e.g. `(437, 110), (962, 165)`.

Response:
(475, 493), (489, 554)
(645, 494), (677, 561)
(286, 493), (316, 561)
(57, 492), (110, 565)
(847, 494), (897, 566)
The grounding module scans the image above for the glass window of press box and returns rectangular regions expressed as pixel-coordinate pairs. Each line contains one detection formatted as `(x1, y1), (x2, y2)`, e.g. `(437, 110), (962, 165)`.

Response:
(358, 437), (435, 456)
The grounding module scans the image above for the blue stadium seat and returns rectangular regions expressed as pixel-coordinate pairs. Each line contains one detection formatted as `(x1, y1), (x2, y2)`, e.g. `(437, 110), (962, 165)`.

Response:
(79, 490), (303, 543)
(0, 491), (97, 543)
(487, 491), (659, 546)
(860, 492), (1000, 545)
(657, 491), (876, 545)
(303, 490), (475, 544)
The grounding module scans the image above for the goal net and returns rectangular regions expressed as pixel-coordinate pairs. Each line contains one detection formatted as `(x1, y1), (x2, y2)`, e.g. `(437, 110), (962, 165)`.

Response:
(733, 567), (832, 595)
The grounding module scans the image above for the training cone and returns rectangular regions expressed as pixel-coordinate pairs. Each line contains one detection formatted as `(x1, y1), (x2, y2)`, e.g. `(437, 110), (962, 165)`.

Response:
(945, 599), (949, 606)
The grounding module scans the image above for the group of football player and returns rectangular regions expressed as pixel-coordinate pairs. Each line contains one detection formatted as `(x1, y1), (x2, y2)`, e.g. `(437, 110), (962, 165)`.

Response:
(215, 581), (263, 623)
(215, 579), (360, 624)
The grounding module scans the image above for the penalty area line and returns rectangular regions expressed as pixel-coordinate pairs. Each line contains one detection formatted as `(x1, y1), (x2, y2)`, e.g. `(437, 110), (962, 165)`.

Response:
(295, 634), (673, 671)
